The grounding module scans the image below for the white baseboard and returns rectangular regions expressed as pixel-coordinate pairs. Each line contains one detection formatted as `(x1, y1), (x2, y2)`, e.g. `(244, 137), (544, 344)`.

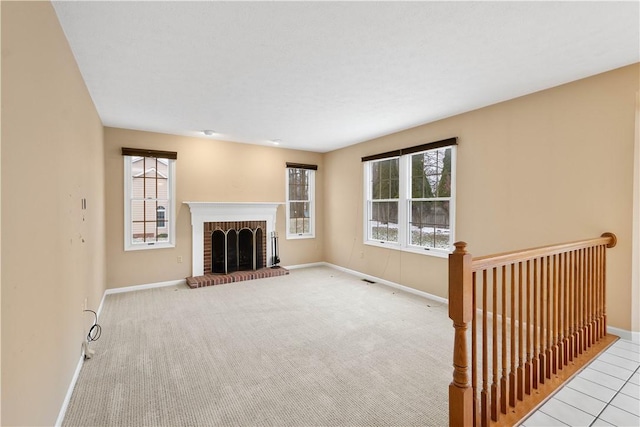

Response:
(282, 262), (327, 270)
(607, 326), (640, 343)
(96, 289), (107, 319)
(104, 278), (187, 295)
(55, 353), (84, 427)
(323, 262), (448, 305)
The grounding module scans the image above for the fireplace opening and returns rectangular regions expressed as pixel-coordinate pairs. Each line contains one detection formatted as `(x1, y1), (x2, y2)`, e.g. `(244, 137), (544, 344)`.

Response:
(211, 226), (265, 274)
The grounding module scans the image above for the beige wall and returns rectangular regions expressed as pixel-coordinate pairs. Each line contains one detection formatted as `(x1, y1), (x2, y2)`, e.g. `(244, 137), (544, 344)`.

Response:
(104, 128), (324, 289)
(1, 2), (106, 426)
(1, 4), (636, 425)
(325, 64), (639, 332)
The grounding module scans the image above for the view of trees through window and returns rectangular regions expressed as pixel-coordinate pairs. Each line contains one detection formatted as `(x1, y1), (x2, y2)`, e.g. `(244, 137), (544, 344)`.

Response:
(410, 148), (452, 248)
(369, 158), (399, 242)
(288, 168), (312, 235)
(368, 146), (453, 249)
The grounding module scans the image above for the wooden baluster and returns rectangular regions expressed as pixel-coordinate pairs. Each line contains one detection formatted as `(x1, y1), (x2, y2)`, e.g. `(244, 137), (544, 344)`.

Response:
(481, 270), (489, 427)
(598, 245), (605, 339)
(517, 262), (524, 400)
(532, 258), (539, 389)
(525, 260), (532, 395)
(584, 248), (593, 350)
(472, 272), (478, 427)
(585, 247), (591, 350)
(539, 257), (546, 384)
(584, 248), (589, 351)
(509, 264), (516, 407)
(583, 247), (589, 350)
(558, 253), (563, 369)
(602, 243), (608, 337)
(449, 242), (474, 427)
(588, 246), (595, 348)
(580, 249), (589, 352)
(491, 267), (499, 421)
(592, 246), (598, 341)
(571, 250), (578, 360)
(551, 254), (558, 375)
(566, 251), (572, 362)
(593, 246), (597, 342)
(585, 247), (590, 348)
(500, 265), (508, 413)
(545, 256), (552, 379)
(592, 246), (599, 343)
(579, 248), (585, 355)
(575, 249), (580, 355)
(600, 233), (616, 337)
(583, 248), (589, 351)
(562, 252), (569, 367)
(596, 245), (603, 340)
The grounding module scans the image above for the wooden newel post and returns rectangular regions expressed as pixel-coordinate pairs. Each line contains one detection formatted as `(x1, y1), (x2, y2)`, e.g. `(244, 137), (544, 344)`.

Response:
(449, 241), (474, 427)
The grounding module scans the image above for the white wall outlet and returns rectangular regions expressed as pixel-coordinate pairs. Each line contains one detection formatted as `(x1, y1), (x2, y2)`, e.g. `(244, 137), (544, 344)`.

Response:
(83, 298), (88, 311)
(177, 256), (183, 263)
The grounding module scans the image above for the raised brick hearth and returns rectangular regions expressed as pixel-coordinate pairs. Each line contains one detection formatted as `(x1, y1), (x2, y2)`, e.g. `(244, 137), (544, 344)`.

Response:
(186, 266), (289, 288)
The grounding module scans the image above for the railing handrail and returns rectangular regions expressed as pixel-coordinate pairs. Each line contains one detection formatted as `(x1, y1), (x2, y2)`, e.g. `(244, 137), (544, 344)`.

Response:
(448, 232), (617, 427)
(469, 232), (617, 271)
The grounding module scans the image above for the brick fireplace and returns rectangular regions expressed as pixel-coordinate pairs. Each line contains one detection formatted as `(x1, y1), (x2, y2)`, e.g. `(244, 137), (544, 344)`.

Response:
(204, 220), (266, 274)
(184, 202), (288, 288)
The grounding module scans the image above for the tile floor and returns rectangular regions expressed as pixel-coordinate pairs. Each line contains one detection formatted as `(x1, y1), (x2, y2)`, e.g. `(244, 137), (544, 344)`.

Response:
(521, 339), (640, 426)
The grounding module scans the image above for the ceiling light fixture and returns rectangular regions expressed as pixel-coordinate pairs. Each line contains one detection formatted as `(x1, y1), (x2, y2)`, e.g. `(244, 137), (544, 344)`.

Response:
(271, 139), (281, 145)
(202, 130), (215, 136)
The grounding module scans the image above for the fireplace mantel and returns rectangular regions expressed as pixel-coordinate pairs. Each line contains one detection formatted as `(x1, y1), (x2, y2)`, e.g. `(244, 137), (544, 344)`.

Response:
(184, 202), (283, 276)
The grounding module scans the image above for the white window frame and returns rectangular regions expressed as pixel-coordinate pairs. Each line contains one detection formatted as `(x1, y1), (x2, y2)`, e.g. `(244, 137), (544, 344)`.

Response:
(285, 167), (315, 239)
(364, 157), (402, 248)
(363, 146), (456, 258)
(124, 156), (176, 251)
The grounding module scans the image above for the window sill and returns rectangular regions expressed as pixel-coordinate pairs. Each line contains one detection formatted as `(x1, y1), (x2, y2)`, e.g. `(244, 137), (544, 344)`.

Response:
(124, 242), (175, 251)
(364, 240), (450, 258)
(286, 234), (315, 240)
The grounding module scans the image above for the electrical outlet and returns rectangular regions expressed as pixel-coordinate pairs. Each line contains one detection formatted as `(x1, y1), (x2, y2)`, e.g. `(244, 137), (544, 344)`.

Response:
(177, 256), (183, 263)
(83, 298), (88, 311)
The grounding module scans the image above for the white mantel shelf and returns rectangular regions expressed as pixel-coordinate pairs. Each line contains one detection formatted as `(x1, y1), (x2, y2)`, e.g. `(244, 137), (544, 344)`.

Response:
(183, 202), (284, 276)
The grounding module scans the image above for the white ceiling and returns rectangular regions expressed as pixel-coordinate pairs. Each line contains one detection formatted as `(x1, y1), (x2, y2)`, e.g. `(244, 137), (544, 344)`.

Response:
(52, 1), (639, 153)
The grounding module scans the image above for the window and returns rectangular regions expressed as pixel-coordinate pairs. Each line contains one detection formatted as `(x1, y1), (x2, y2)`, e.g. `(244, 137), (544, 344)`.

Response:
(409, 148), (453, 250)
(364, 139), (456, 257)
(286, 163), (316, 239)
(123, 148), (176, 250)
(369, 158), (399, 242)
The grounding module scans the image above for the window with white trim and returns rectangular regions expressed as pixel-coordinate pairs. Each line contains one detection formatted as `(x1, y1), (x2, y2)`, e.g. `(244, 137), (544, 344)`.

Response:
(123, 147), (176, 250)
(369, 157), (399, 242)
(286, 163), (316, 239)
(364, 139), (456, 256)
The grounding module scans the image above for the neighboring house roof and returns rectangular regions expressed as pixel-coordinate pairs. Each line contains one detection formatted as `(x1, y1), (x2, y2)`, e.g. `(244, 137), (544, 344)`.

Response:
(133, 168), (168, 179)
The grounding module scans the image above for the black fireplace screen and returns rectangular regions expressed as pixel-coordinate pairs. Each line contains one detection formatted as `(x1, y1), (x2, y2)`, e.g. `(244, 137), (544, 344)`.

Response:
(211, 227), (264, 274)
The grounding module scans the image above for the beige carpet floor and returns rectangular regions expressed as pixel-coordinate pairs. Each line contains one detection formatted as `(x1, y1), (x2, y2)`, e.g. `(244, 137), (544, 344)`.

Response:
(63, 266), (452, 426)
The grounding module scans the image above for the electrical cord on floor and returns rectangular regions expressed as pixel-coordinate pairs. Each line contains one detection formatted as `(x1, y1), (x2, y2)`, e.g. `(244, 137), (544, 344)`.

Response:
(83, 309), (102, 342)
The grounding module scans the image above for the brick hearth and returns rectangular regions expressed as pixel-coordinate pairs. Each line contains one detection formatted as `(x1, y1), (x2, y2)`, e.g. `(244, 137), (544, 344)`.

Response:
(186, 266), (289, 288)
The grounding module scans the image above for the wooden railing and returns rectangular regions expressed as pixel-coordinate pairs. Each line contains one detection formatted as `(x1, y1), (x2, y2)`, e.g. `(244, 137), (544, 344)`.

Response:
(448, 233), (617, 426)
